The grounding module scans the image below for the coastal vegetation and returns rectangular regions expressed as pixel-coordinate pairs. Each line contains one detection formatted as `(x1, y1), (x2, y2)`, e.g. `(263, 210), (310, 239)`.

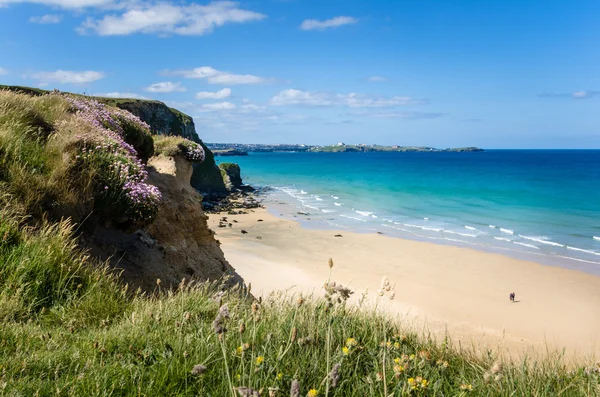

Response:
(0, 88), (597, 396)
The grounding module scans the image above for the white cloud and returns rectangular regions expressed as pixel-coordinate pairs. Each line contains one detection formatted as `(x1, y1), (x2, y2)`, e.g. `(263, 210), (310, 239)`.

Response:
(0, 0), (115, 8)
(30, 69), (105, 84)
(367, 76), (386, 82)
(78, 1), (266, 36)
(144, 81), (186, 93)
(572, 90), (598, 99)
(300, 16), (357, 31)
(95, 92), (148, 99)
(352, 111), (443, 119)
(29, 14), (63, 24)
(539, 90), (599, 99)
(0, 67), (7, 75)
(196, 87), (231, 99)
(270, 89), (425, 107)
(199, 101), (236, 111)
(170, 66), (268, 85)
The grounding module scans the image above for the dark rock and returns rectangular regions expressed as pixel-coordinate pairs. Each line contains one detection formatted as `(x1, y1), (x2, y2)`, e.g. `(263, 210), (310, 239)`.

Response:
(241, 230), (248, 234)
(334, 234), (343, 237)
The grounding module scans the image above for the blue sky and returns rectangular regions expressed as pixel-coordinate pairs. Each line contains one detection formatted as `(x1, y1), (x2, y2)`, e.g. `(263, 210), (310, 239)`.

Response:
(0, 0), (599, 148)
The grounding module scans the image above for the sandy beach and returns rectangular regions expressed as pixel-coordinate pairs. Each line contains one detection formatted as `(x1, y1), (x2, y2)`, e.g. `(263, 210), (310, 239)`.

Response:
(208, 207), (600, 362)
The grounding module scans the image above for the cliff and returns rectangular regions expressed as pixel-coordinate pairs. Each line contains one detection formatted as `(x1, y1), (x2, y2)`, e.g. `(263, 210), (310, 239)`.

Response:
(82, 153), (242, 291)
(0, 88), (240, 292)
(0, 85), (227, 194)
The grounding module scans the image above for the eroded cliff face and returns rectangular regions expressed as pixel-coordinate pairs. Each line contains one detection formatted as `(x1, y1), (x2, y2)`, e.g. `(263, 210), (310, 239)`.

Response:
(81, 155), (243, 292)
(114, 100), (227, 194)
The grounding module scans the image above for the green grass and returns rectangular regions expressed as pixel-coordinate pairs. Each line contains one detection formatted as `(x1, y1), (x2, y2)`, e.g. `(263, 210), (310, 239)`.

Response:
(0, 89), (599, 396)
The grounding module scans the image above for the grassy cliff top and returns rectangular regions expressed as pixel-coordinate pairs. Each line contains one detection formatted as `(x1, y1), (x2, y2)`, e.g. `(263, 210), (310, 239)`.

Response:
(0, 84), (193, 126)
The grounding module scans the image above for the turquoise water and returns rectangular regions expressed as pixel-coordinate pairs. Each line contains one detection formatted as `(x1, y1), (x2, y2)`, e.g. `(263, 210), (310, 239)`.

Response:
(218, 150), (600, 274)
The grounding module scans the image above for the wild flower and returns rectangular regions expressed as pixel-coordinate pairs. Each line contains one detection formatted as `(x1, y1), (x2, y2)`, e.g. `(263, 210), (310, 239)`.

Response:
(393, 365), (404, 376)
(276, 372), (283, 381)
(178, 139), (205, 162)
(236, 343), (250, 354)
(408, 377), (417, 390)
(255, 356), (264, 366)
(307, 389), (319, 397)
(59, 94), (161, 223)
(342, 346), (350, 356)
(345, 337), (358, 347)
(459, 383), (474, 391)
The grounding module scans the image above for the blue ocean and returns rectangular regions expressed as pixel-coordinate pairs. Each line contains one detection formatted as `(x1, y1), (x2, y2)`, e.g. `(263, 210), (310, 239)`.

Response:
(219, 150), (600, 274)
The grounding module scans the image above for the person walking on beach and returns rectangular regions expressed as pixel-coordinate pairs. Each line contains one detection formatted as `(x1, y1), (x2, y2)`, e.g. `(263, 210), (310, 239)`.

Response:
(509, 292), (515, 302)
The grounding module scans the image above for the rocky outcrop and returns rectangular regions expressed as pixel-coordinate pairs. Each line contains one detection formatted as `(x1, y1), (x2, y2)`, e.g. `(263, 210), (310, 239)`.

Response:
(219, 163), (243, 191)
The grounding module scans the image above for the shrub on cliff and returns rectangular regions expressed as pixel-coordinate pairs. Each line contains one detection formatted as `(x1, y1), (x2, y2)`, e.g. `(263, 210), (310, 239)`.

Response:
(153, 135), (206, 163)
(0, 90), (161, 226)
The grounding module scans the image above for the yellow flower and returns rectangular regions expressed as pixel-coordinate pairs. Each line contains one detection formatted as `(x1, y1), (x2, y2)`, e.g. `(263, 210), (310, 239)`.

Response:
(393, 341), (400, 349)
(307, 389), (319, 397)
(420, 378), (429, 389)
(236, 346), (243, 354)
(346, 337), (358, 347)
(393, 357), (402, 364)
(393, 365), (404, 374)
(459, 383), (473, 391)
(342, 346), (350, 355)
(409, 354), (415, 361)
(235, 374), (241, 381)
(276, 372), (283, 381)
(407, 378), (417, 390)
(256, 356), (264, 366)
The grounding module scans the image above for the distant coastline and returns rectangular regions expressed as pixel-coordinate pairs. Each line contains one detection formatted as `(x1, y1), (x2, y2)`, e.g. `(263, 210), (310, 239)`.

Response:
(207, 142), (484, 155)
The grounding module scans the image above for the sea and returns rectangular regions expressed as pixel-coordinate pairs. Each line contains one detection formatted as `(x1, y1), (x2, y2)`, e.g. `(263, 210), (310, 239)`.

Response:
(217, 150), (600, 275)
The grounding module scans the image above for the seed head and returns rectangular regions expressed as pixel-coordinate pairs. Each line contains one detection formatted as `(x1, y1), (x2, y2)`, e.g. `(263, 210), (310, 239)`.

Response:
(236, 387), (259, 396)
(328, 258), (334, 268)
(491, 361), (503, 375)
(329, 363), (341, 388)
(290, 379), (300, 397)
(191, 364), (207, 376)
